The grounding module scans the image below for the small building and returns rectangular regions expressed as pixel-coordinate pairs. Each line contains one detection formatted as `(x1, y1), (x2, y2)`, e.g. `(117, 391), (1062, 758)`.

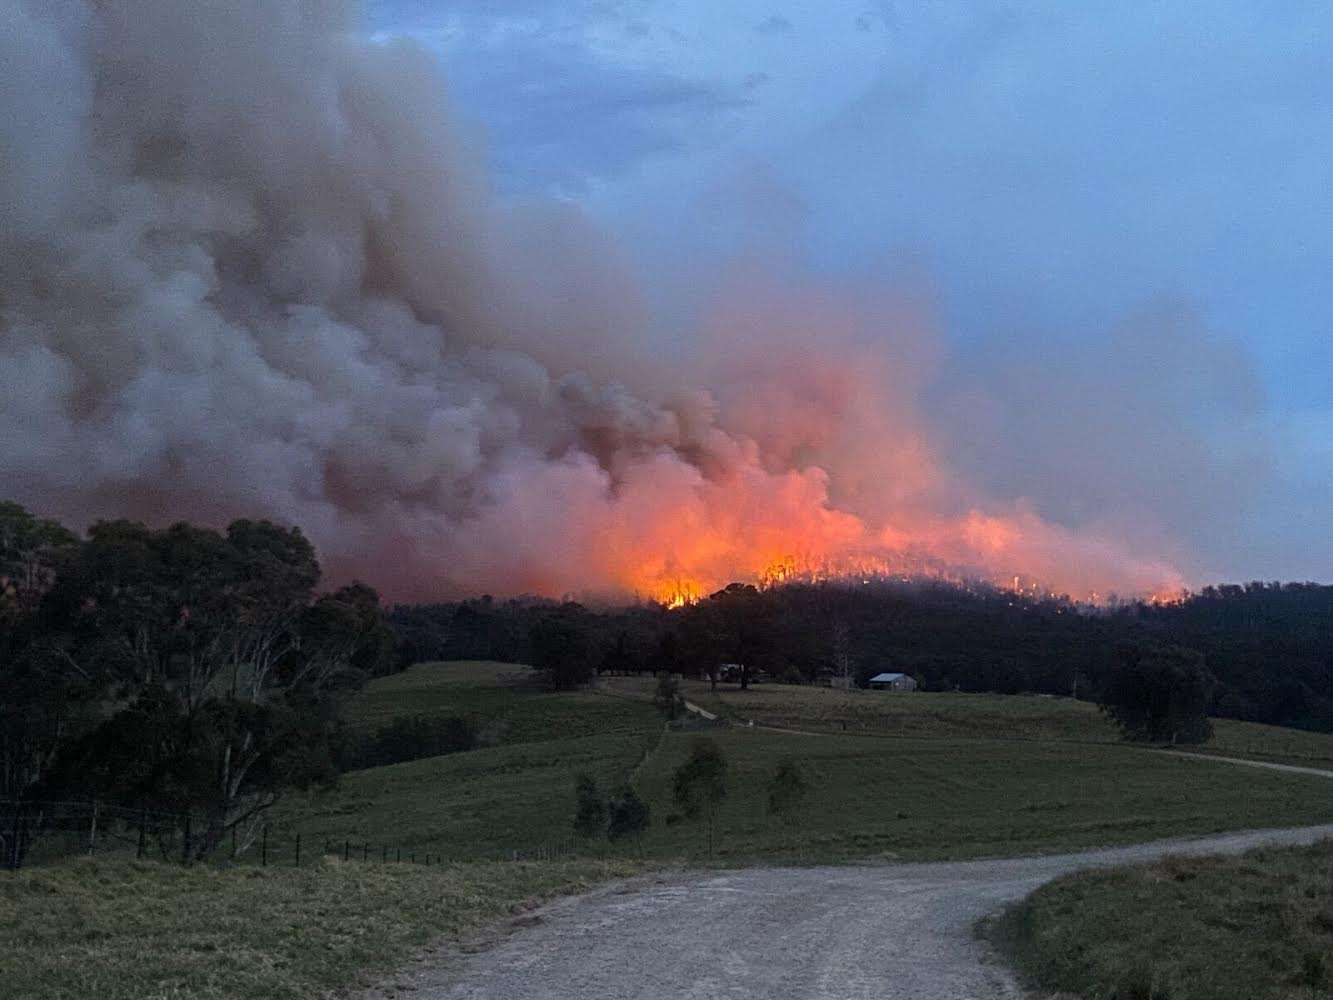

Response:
(868, 672), (918, 692)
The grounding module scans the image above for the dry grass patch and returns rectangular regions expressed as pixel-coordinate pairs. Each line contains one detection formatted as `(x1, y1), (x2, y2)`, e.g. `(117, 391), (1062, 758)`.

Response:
(0, 856), (647, 1000)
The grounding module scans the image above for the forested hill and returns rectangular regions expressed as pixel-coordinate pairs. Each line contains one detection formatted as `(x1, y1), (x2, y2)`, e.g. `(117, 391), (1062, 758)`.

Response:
(391, 581), (1333, 732)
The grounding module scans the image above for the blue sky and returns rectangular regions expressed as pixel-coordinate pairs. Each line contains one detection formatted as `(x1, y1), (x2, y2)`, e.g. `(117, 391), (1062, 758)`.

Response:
(367, 0), (1331, 580)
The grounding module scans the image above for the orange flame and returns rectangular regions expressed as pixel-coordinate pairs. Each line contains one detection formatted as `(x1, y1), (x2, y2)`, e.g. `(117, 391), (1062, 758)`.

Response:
(584, 465), (1186, 607)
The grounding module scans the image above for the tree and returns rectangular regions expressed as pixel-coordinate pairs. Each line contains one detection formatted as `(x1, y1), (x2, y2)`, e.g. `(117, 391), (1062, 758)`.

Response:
(0, 501), (79, 616)
(705, 584), (769, 690)
(573, 773), (608, 840)
(767, 756), (806, 819)
(654, 671), (682, 720)
(1098, 643), (1215, 744)
(529, 613), (594, 690)
(0, 503), (86, 801)
(607, 785), (650, 846)
(10, 510), (391, 862)
(671, 737), (727, 853)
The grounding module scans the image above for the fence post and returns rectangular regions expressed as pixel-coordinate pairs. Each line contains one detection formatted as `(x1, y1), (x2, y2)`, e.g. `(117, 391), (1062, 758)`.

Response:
(343, 840), (350, 862)
(8, 803), (21, 870)
(295, 833), (301, 868)
(88, 799), (99, 856)
(261, 824), (268, 867)
(137, 804), (147, 861)
(396, 847), (401, 863)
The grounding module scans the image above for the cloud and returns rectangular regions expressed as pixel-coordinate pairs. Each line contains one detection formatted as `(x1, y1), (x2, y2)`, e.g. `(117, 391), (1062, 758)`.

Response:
(370, 0), (754, 194)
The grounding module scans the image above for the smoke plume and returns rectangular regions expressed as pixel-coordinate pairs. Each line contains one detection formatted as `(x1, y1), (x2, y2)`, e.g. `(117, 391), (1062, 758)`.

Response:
(0, 0), (1188, 601)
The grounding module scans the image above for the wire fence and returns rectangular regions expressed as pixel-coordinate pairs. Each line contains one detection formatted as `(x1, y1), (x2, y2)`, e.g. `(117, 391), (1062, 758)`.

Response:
(1, 799), (588, 872)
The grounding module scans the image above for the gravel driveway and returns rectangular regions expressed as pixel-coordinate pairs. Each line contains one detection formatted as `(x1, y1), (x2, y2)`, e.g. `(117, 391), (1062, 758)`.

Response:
(378, 822), (1333, 1000)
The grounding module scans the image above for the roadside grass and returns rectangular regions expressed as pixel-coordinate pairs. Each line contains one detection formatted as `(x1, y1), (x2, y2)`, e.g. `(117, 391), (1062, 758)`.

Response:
(601, 675), (1333, 768)
(345, 660), (645, 746)
(276, 718), (663, 860)
(0, 856), (647, 1000)
(630, 728), (1333, 863)
(986, 838), (1333, 1000)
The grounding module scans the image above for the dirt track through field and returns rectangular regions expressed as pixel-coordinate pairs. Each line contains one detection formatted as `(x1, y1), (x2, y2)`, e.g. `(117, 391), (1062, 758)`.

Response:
(374, 822), (1333, 1000)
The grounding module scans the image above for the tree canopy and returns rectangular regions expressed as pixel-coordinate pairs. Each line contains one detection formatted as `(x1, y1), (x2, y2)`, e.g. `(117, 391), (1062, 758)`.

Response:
(0, 501), (396, 864)
(1098, 643), (1214, 744)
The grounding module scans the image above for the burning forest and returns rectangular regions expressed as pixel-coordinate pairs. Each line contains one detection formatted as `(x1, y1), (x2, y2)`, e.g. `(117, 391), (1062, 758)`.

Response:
(1, 0), (1191, 604)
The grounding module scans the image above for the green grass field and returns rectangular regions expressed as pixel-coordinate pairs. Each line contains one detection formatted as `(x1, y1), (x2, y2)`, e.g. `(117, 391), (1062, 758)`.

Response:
(629, 727), (1333, 863)
(278, 667), (1333, 865)
(346, 660), (650, 746)
(602, 675), (1333, 768)
(278, 723), (662, 860)
(0, 856), (647, 1000)
(987, 839), (1333, 1000)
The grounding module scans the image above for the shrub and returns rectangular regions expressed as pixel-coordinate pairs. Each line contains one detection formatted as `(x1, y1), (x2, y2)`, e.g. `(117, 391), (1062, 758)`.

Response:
(573, 773), (608, 839)
(606, 786), (650, 843)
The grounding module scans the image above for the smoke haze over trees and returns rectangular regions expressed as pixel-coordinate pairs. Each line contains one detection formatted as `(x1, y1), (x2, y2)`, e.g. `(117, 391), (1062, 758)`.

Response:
(0, 0), (1245, 605)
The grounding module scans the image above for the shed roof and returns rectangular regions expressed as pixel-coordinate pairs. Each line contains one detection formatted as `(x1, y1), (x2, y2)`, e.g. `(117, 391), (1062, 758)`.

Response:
(869, 672), (908, 682)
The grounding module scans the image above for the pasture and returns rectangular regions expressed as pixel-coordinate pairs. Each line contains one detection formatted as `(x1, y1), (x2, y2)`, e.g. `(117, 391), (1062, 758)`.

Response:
(631, 727), (1333, 863)
(283, 666), (1333, 865)
(988, 838), (1333, 1000)
(602, 675), (1333, 768)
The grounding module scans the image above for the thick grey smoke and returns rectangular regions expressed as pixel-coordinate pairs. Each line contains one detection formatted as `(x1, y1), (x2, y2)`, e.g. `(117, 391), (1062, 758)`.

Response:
(0, 0), (1190, 600)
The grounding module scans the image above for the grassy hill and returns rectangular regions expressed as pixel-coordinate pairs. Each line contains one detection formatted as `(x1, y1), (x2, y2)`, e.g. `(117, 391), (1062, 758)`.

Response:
(346, 659), (649, 743)
(630, 727), (1333, 862)
(602, 675), (1333, 769)
(274, 663), (1333, 865)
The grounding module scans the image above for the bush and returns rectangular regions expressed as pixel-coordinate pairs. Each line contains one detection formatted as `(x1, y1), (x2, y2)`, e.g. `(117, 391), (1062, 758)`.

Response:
(573, 774), (607, 839)
(654, 672), (682, 719)
(672, 738), (727, 853)
(607, 786), (650, 843)
(767, 756), (806, 818)
(1098, 643), (1214, 744)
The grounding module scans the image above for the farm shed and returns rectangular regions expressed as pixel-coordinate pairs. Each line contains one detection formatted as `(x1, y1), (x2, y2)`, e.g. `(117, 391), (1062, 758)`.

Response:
(868, 672), (918, 692)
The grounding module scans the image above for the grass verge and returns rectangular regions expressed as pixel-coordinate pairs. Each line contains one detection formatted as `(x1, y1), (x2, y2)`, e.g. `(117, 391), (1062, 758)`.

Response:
(0, 856), (648, 1000)
(985, 839), (1333, 1000)
(629, 728), (1333, 863)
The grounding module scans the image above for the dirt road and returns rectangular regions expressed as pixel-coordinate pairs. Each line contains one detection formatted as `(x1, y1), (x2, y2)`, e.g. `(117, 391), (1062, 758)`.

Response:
(381, 823), (1333, 1000)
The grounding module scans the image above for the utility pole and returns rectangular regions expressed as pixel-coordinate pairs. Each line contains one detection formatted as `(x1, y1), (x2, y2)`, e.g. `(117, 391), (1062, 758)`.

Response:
(833, 617), (854, 730)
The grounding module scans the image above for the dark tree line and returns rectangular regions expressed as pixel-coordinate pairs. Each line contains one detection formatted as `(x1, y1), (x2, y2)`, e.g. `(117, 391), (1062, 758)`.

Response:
(391, 578), (1333, 732)
(0, 501), (397, 863)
